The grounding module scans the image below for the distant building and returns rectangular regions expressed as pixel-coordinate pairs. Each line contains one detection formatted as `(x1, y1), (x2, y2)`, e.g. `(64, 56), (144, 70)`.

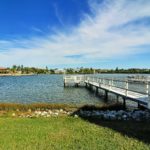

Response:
(54, 69), (66, 74)
(74, 68), (80, 73)
(0, 67), (9, 74)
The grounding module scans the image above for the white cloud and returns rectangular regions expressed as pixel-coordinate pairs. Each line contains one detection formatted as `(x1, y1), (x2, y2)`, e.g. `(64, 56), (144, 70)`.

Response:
(0, 0), (150, 67)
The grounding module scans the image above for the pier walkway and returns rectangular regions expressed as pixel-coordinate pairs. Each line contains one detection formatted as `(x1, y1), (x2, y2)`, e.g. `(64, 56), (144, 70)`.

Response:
(64, 75), (150, 109)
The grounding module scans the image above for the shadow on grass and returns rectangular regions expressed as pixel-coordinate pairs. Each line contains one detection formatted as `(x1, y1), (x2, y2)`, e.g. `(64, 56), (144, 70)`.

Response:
(72, 104), (150, 145)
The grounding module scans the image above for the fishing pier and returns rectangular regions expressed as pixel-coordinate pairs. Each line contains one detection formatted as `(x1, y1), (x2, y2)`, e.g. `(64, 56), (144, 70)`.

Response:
(64, 75), (150, 109)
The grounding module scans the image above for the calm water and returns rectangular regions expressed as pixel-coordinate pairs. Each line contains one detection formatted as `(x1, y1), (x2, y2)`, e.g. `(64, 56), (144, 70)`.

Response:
(0, 74), (149, 105)
(0, 75), (101, 104)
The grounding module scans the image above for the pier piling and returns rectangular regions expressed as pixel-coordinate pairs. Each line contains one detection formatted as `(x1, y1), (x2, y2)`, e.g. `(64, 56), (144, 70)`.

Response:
(96, 87), (99, 95)
(105, 91), (108, 101)
(123, 97), (126, 109)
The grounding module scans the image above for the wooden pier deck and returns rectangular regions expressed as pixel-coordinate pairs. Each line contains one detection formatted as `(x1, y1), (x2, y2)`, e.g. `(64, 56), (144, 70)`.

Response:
(64, 75), (150, 109)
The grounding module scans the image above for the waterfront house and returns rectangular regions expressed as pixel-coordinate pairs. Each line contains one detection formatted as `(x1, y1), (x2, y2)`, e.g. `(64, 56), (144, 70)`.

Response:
(0, 67), (9, 74)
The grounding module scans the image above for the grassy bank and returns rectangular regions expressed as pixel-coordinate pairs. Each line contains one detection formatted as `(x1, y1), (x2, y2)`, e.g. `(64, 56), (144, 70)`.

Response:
(0, 117), (150, 150)
(0, 103), (149, 150)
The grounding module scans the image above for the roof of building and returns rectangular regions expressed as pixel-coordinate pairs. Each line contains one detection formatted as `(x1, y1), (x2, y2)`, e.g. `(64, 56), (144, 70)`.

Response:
(0, 67), (7, 70)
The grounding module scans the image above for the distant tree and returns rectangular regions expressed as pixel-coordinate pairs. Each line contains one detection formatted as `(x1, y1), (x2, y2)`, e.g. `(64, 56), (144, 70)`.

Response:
(66, 68), (74, 74)
(115, 67), (119, 72)
(11, 65), (17, 73)
(45, 66), (49, 73)
(50, 69), (55, 74)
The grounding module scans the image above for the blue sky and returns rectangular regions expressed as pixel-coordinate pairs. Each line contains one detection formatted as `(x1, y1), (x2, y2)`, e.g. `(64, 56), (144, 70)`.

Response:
(0, 0), (150, 68)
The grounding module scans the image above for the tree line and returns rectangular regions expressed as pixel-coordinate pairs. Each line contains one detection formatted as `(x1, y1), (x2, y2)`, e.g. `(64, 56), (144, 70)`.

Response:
(1, 65), (150, 74)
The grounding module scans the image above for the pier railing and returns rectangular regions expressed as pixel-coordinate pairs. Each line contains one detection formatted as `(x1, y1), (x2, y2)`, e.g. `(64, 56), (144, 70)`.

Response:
(64, 75), (149, 94)
(64, 75), (150, 108)
(85, 76), (149, 96)
(63, 75), (85, 87)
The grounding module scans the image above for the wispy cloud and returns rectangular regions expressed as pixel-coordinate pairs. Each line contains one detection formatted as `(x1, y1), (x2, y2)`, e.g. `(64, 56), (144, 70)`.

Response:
(0, 0), (150, 67)
(53, 3), (65, 27)
(31, 26), (45, 34)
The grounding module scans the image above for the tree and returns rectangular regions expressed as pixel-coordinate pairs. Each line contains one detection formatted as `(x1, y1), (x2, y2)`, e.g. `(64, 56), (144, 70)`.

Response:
(11, 65), (17, 73)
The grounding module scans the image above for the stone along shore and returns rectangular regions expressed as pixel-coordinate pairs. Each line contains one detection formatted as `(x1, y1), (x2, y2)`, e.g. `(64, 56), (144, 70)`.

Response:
(10, 108), (150, 121)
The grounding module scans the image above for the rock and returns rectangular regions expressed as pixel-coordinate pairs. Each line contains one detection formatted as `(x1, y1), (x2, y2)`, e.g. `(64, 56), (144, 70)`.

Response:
(74, 114), (78, 118)
(12, 113), (16, 117)
(34, 111), (42, 115)
(122, 114), (127, 120)
(108, 113), (117, 120)
(79, 110), (83, 114)
(59, 109), (63, 112)
(9, 107), (150, 121)
(46, 114), (51, 117)
(54, 112), (59, 116)
(94, 111), (101, 116)
(117, 110), (125, 116)
(62, 111), (67, 114)
(41, 111), (48, 116)
(48, 110), (52, 114)
(103, 113), (109, 120)
(67, 112), (71, 115)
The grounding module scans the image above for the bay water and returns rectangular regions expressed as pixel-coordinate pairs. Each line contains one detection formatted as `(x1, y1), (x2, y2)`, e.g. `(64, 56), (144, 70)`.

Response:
(0, 74), (149, 105)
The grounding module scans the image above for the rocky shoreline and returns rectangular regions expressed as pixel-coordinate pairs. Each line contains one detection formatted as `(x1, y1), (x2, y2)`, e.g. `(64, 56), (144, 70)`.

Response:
(10, 108), (150, 121)
(75, 109), (150, 121)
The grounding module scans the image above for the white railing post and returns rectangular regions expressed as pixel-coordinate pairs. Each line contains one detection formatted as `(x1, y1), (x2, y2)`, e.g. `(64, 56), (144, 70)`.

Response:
(74, 76), (76, 83)
(109, 80), (111, 90)
(146, 82), (150, 109)
(148, 96), (150, 109)
(146, 82), (149, 95)
(125, 80), (128, 96)
(99, 79), (101, 87)
(83, 75), (85, 82)
(64, 78), (66, 87)
(112, 79), (114, 87)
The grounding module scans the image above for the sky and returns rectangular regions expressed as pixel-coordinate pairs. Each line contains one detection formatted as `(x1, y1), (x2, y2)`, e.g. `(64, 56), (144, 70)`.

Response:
(0, 0), (150, 69)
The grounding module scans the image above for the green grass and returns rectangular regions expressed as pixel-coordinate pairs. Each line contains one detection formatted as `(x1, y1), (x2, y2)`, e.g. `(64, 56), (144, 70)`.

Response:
(0, 117), (149, 150)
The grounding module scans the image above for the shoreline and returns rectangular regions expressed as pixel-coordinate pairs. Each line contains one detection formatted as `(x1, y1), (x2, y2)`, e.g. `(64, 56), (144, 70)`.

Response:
(0, 102), (124, 111)
(0, 103), (149, 121)
(0, 73), (36, 77)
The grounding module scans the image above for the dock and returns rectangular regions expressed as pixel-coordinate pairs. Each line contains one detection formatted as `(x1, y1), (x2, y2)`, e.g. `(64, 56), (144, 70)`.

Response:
(64, 75), (150, 109)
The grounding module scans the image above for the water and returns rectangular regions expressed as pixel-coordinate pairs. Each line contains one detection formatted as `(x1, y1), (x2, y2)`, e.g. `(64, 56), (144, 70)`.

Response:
(0, 75), (102, 104)
(0, 74), (149, 105)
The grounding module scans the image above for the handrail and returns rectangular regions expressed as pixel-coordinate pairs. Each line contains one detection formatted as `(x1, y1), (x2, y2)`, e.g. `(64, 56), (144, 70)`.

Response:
(64, 75), (150, 108)
(84, 76), (149, 96)
(85, 76), (149, 84)
(88, 79), (146, 95)
(64, 75), (149, 96)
